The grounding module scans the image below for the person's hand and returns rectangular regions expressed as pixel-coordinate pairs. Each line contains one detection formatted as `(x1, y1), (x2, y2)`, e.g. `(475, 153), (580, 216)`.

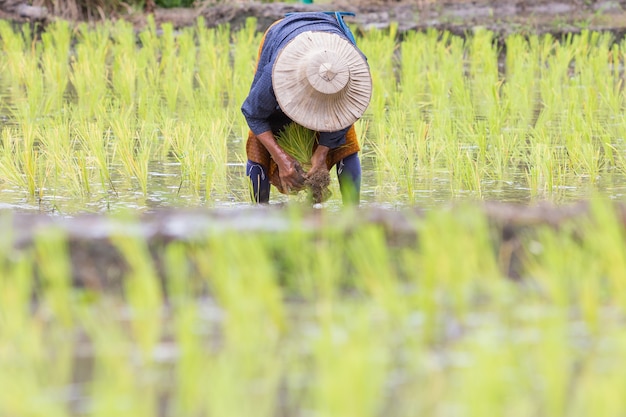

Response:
(254, 130), (306, 193)
(305, 144), (330, 180)
(275, 150), (306, 193)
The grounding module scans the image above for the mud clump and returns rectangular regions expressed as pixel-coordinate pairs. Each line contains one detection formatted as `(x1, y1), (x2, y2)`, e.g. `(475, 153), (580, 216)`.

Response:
(305, 170), (331, 204)
(293, 161), (331, 204)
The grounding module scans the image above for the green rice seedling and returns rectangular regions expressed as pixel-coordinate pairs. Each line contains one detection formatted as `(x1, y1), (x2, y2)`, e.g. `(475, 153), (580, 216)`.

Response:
(158, 23), (196, 113)
(111, 228), (164, 360)
(173, 26), (197, 110)
(75, 120), (114, 192)
(275, 122), (335, 203)
(306, 304), (389, 417)
(34, 227), (73, 326)
(0, 340), (72, 417)
(0, 22), (45, 119)
(137, 47), (161, 122)
(0, 127), (31, 192)
(419, 35), (467, 186)
(136, 17), (162, 123)
(356, 24), (399, 150)
(310, 225), (348, 302)
(503, 34), (540, 127)
(469, 28), (501, 124)
(358, 23), (398, 111)
(369, 123), (401, 201)
(202, 232), (285, 342)
(269, 211), (332, 297)
(18, 42), (45, 120)
(69, 23), (111, 119)
(195, 18), (231, 108)
(346, 225), (406, 319)
(190, 233), (283, 417)
(166, 245), (210, 416)
(161, 118), (197, 193)
(110, 116), (155, 195)
(230, 18), (262, 108)
(0, 122), (45, 197)
(160, 114), (230, 199)
(596, 129), (617, 170)
(5, 21), (626, 207)
(579, 197), (626, 309)
(605, 42), (624, 113)
(536, 34), (574, 128)
(524, 222), (603, 330)
(386, 102), (419, 201)
(456, 150), (484, 197)
(571, 31), (615, 118)
(451, 325), (532, 417)
(172, 120), (207, 196)
(0, 227), (74, 417)
(486, 131), (524, 184)
(79, 303), (160, 417)
(570, 140), (601, 184)
(415, 205), (500, 338)
(568, 324), (626, 417)
(525, 141), (555, 199)
(399, 30), (432, 108)
(275, 123), (316, 170)
(159, 23), (179, 113)
(529, 314), (572, 417)
(36, 118), (90, 198)
(229, 124), (256, 199)
(39, 20), (71, 114)
(203, 334), (281, 417)
(201, 112), (231, 199)
(0, 20), (26, 91)
(110, 19), (138, 109)
(170, 299), (209, 416)
(399, 122), (428, 204)
(0, 216), (34, 347)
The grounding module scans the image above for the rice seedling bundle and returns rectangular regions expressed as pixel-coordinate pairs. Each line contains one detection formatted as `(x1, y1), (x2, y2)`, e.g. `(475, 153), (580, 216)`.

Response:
(275, 123), (316, 171)
(275, 123), (331, 203)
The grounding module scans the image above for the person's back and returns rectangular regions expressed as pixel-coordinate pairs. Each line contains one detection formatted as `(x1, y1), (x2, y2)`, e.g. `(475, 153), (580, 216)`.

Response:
(241, 12), (372, 205)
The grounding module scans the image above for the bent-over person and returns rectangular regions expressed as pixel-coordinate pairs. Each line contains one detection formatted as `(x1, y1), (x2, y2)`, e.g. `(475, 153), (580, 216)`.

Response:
(241, 11), (372, 205)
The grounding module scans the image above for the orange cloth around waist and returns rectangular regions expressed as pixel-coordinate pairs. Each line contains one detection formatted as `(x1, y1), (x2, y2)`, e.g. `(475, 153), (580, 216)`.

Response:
(246, 126), (360, 194)
(245, 18), (360, 194)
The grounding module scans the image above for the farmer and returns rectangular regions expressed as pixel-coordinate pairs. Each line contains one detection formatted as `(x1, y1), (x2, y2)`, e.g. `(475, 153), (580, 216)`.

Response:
(241, 11), (372, 205)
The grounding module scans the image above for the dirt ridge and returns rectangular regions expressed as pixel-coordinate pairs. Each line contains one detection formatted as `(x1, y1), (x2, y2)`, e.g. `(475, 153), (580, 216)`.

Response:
(4, 1), (626, 38)
(151, 1), (626, 39)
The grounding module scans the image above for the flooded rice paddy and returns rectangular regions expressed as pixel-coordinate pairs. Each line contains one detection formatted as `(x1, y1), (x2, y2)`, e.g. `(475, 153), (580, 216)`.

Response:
(2, 17), (626, 417)
(1, 20), (626, 212)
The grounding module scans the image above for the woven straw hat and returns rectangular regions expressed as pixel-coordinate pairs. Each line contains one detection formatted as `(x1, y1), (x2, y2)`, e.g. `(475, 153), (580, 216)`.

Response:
(272, 31), (372, 132)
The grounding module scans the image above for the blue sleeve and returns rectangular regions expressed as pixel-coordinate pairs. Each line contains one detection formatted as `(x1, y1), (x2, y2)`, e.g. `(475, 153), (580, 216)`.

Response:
(241, 64), (278, 135)
(319, 126), (351, 148)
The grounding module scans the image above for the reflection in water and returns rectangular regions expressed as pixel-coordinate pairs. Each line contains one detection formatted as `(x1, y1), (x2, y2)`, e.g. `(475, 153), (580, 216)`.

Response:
(3, 22), (626, 416)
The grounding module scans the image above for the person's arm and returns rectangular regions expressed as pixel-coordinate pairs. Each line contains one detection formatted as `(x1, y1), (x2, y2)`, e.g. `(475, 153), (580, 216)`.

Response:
(242, 66), (306, 191)
(256, 130), (305, 192)
(241, 66), (277, 135)
(305, 127), (350, 179)
(306, 144), (330, 178)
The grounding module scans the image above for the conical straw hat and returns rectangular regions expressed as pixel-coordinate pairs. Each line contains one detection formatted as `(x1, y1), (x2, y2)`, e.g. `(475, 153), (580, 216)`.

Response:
(272, 31), (372, 132)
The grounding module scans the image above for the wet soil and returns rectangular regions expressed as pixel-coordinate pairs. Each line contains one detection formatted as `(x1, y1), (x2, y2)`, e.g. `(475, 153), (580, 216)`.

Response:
(3, 0), (626, 280)
(304, 170), (332, 204)
(4, 0), (626, 39)
(9, 200), (622, 286)
(173, 0), (626, 40)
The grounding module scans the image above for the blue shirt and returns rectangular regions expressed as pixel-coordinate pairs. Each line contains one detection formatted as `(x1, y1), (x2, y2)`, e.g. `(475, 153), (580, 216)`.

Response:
(241, 12), (357, 148)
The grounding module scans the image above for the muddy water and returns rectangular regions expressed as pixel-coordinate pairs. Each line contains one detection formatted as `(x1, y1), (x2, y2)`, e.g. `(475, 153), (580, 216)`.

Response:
(4, 145), (626, 214)
(4, 123), (625, 214)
